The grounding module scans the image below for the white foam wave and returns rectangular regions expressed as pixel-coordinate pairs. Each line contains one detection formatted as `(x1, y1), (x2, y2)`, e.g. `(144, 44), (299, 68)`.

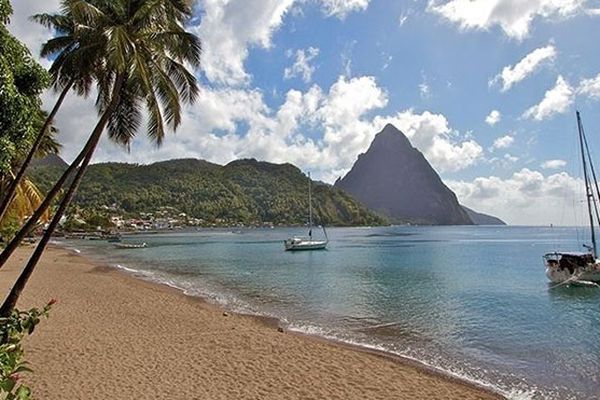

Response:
(286, 322), (537, 400)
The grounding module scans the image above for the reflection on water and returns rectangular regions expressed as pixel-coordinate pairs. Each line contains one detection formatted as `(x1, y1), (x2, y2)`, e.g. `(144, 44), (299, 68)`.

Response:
(65, 226), (600, 400)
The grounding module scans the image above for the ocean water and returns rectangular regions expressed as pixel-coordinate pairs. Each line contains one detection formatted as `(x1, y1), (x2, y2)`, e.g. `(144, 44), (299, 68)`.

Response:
(61, 226), (600, 399)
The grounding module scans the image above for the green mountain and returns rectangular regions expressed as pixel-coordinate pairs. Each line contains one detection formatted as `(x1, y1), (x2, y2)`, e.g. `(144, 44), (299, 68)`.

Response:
(29, 157), (386, 226)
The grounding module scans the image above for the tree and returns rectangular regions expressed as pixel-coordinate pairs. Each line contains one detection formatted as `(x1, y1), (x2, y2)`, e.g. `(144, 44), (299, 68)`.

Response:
(0, 0), (49, 189)
(0, 0), (200, 316)
(0, 0), (110, 224)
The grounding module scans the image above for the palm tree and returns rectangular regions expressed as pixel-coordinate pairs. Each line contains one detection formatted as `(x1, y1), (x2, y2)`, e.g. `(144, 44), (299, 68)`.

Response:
(0, 0), (200, 317)
(0, 0), (109, 230)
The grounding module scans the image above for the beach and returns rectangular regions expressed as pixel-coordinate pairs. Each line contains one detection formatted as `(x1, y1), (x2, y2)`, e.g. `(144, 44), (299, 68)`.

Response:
(0, 245), (500, 399)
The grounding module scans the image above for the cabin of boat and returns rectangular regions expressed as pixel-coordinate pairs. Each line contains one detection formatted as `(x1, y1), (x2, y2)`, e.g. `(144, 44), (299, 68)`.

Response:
(544, 252), (600, 283)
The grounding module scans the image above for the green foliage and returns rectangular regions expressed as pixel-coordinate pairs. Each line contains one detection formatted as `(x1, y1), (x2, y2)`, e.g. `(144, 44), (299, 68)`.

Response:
(0, 214), (19, 243)
(0, 0), (50, 176)
(0, 301), (54, 400)
(30, 158), (387, 226)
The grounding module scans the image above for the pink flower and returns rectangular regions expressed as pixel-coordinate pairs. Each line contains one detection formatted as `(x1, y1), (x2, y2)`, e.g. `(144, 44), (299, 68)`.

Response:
(10, 373), (20, 382)
(47, 298), (57, 306)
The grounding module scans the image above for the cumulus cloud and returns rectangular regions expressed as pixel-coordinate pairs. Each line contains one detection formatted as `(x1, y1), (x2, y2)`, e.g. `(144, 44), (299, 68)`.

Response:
(428, 0), (586, 40)
(523, 75), (574, 120)
(194, 0), (370, 85)
(55, 75), (481, 182)
(490, 45), (557, 91)
(319, 0), (370, 19)
(485, 110), (501, 126)
(7, 0), (481, 184)
(577, 72), (600, 99)
(373, 110), (483, 172)
(7, 0), (60, 63)
(493, 135), (514, 149)
(193, 0), (295, 86)
(284, 47), (320, 82)
(448, 169), (586, 225)
(541, 159), (567, 169)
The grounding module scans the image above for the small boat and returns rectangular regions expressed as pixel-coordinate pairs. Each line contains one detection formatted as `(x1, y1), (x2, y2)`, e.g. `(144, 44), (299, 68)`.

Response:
(544, 111), (600, 285)
(115, 242), (147, 249)
(284, 172), (328, 251)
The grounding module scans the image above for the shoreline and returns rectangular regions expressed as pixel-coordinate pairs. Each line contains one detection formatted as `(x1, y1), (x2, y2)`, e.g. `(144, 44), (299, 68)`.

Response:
(3, 245), (504, 399)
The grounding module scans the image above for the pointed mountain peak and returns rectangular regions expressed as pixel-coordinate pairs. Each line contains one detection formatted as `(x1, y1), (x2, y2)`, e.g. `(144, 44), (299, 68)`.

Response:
(335, 125), (473, 225)
(371, 123), (412, 149)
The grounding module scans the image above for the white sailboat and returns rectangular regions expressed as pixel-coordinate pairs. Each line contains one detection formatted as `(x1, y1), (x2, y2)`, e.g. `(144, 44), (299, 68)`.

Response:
(544, 111), (600, 284)
(284, 173), (328, 251)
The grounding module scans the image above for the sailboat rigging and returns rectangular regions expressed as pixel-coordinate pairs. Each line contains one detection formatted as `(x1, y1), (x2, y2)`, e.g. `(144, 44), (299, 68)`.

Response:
(544, 111), (600, 284)
(284, 172), (328, 251)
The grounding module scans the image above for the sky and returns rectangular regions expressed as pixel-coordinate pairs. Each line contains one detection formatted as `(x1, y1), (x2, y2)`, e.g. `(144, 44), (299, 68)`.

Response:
(7, 0), (600, 225)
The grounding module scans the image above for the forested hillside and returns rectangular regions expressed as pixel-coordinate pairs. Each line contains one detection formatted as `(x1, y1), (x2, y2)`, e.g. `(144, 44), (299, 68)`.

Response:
(30, 158), (386, 226)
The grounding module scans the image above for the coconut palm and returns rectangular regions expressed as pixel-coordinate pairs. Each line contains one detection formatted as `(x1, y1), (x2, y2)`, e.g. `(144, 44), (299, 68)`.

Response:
(0, 1), (103, 223)
(0, 0), (200, 316)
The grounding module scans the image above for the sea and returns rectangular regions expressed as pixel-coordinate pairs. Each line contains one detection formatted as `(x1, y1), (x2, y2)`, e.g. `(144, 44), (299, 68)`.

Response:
(58, 226), (600, 399)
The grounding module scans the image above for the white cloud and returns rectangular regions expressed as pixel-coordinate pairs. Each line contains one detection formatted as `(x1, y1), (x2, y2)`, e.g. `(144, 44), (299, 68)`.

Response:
(373, 110), (483, 172)
(398, 9), (413, 26)
(448, 168), (586, 225)
(53, 75), (481, 183)
(429, 0), (586, 40)
(319, 0), (370, 19)
(541, 159), (567, 169)
(577, 73), (600, 99)
(485, 110), (501, 126)
(194, 0), (296, 86)
(7, 0), (60, 63)
(523, 75), (574, 120)
(284, 47), (320, 83)
(490, 45), (557, 91)
(493, 135), (514, 149)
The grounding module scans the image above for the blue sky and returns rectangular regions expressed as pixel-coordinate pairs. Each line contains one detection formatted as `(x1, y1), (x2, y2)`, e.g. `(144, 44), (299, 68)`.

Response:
(8, 0), (600, 225)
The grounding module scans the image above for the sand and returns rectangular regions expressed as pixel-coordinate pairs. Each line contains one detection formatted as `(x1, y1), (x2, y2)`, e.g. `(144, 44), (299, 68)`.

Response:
(0, 246), (502, 399)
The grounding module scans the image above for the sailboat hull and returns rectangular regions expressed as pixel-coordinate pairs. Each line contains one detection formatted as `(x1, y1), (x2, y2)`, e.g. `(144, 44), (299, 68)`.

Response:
(545, 265), (600, 283)
(284, 238), (327, 251)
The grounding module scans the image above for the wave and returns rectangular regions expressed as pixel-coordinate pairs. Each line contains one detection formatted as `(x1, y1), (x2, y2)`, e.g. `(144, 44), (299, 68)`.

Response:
(286, 322), (537, 400)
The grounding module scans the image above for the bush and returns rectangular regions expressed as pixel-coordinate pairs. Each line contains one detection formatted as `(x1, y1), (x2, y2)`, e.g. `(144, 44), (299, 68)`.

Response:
(0, 300), (54, 399)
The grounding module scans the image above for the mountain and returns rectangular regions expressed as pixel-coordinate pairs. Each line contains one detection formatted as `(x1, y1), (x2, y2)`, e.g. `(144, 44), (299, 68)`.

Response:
(462, 206), (506, 225)
(28, 158), (385, 226)
(334, 124), (473, 225)
(30, 153), (68, 169)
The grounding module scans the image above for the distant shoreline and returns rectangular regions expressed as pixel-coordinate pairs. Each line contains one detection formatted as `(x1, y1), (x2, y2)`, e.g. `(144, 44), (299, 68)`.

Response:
(4, 244), (504, 399)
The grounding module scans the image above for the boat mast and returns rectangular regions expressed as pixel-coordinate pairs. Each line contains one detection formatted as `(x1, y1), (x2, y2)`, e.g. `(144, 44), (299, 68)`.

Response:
(308, 172), (313, 238)
(577, 111), (597, 257)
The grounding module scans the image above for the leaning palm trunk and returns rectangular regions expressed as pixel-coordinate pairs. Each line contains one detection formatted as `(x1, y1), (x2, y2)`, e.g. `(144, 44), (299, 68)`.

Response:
(0, 76), (124, 318)
(0, 115), (98, 270)
(0, 83), (72, 223)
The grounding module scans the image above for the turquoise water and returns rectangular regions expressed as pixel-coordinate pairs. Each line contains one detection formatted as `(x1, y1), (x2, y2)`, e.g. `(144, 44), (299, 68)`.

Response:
(62, 226), (600, 399)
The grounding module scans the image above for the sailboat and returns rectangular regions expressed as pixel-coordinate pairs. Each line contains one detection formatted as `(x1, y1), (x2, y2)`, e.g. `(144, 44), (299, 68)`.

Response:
(544, 111), (600, 284)
(284, 173), (328, 251)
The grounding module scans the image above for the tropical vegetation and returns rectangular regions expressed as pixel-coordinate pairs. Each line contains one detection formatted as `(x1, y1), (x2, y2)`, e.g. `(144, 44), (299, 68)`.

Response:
(0, 0), (201, 325)
(29, 158), (386, 227)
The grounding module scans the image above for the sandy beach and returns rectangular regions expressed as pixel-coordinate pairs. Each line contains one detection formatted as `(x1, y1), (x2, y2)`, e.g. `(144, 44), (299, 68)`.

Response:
(0, 246), (502, 399)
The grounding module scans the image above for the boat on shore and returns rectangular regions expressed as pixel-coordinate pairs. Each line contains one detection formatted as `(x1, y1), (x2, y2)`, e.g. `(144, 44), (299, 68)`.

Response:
(284, 173), (328, 251)
(544, 111), (600, 285)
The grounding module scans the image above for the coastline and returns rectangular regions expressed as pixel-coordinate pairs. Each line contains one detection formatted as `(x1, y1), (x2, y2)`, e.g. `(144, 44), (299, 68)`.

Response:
(2, 245), (503, 399)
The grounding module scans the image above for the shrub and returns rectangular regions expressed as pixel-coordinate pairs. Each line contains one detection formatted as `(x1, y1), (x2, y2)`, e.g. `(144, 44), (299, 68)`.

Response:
(0, 300), (54, 399)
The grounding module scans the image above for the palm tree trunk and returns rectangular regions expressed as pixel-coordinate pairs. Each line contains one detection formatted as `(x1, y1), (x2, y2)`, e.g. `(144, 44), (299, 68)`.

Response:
(0, 83), (73, 223)
(0, 116), (98, 270)
(0, 76), (124, 318)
